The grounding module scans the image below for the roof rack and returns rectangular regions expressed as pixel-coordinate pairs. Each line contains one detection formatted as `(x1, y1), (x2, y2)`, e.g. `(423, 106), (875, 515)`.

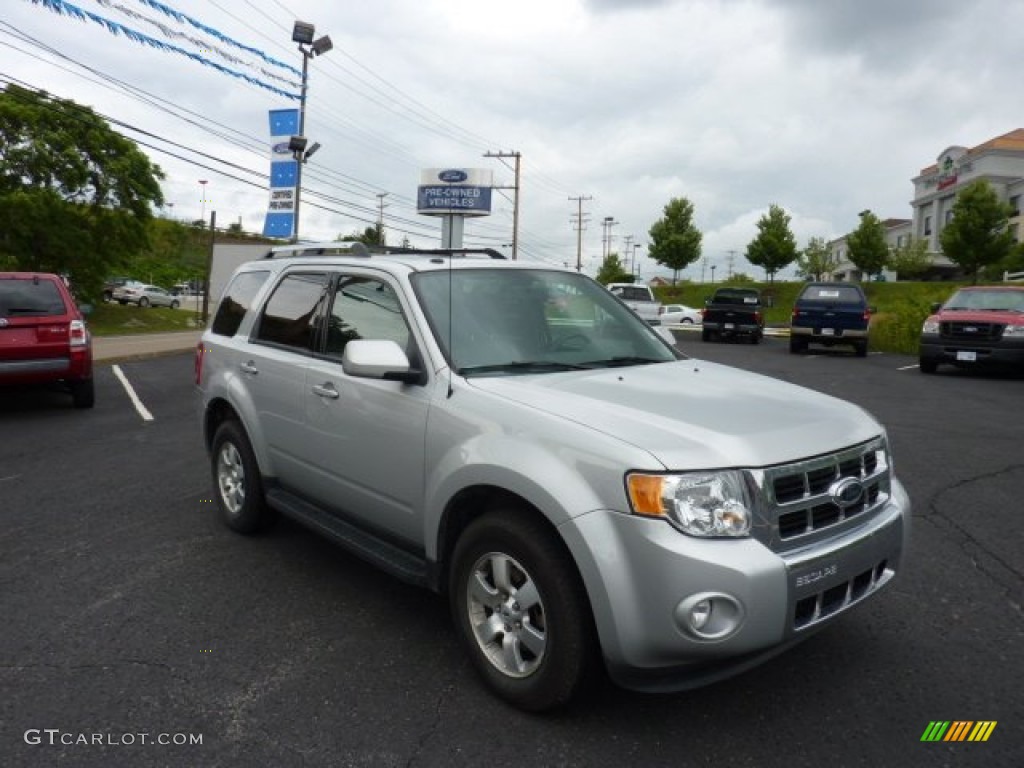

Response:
(265, 242), (505, 260)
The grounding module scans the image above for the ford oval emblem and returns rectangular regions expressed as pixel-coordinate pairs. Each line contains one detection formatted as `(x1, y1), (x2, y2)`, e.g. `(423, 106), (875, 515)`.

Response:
(0, 318), (7, 327)
(830, 477), (865, 510)
(438, 169), (468, 183)
(272, 141), (291, 154)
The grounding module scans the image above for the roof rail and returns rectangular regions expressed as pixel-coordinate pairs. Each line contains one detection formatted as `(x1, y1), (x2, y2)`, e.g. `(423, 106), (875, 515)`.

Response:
(266, 242), (506, 260)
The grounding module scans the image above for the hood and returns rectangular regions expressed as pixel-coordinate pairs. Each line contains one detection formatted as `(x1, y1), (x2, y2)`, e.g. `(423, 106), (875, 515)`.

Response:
(932, 308), (1024, 323)
(466, 359), (881, 470)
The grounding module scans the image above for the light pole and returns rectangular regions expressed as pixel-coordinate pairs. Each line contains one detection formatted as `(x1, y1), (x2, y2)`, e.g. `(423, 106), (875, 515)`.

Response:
(198, 180), (208, 225)
(375, 192), (389, 245)
(290, 20), (332, 243)
(711, 265), (717, 283)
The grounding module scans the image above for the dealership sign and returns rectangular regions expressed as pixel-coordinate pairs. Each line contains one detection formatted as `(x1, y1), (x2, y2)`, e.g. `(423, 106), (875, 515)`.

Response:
(417, 168), (493, 217)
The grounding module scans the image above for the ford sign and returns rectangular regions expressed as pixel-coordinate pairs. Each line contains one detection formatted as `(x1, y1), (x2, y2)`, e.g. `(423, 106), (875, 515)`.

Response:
(438, 169), (468, 183)
(272, 141), (292, 154)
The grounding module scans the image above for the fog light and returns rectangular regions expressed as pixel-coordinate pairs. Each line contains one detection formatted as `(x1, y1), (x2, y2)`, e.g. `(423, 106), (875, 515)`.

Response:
(690, 599), (712, 630)
(674, 593), (744, 640)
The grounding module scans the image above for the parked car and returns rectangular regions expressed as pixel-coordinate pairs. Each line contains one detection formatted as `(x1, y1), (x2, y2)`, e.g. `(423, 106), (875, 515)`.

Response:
(790, 282), (872, 357)
(113, 284), (180, 308)
(102, 276), (142, 303)
(919, 285), (1024, 373)
(0, 271), (94, 408)
(701, 287), (765, 343)
(659, 303), (702, 325)
(196, 245), (910, 711)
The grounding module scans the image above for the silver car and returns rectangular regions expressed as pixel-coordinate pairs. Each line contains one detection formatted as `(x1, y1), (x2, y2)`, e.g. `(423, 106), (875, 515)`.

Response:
(196, 245), (910, 711)
(112, 284), (180, 308)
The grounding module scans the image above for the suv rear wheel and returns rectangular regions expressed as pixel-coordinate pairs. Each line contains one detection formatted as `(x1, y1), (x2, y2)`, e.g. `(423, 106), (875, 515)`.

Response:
(450, 508), (596, 711)
(70, 379), (95, 409)
(211, 420), (277, 533)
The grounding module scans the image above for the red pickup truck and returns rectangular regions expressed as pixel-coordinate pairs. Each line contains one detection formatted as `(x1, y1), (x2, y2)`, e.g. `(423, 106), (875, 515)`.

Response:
(919, 285), (1024, 374)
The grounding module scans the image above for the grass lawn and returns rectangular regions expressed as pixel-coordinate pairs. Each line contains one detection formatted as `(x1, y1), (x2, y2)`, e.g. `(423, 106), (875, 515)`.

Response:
(86, 301), (208, 337)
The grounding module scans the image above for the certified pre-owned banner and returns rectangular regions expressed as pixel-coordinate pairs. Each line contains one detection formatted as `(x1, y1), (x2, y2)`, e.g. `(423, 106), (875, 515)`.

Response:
(262, 108), (300, 238)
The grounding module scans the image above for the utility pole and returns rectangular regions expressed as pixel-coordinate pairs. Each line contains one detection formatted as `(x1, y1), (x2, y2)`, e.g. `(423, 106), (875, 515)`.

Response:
(602, 217), (618, 260)
(623, 235), (634, 274)
(569, 195), (592, 272)
(375, 192), (389, 245)
(484, 150), (521, 259)
(727, 250), (736, 279)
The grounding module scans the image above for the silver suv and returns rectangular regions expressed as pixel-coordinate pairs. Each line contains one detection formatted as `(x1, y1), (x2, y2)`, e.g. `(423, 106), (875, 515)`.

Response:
(196, 244), (910, 711)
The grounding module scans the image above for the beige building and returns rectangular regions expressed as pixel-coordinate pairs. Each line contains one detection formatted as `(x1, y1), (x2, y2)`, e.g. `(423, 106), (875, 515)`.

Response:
(829, 128), (1024, 281)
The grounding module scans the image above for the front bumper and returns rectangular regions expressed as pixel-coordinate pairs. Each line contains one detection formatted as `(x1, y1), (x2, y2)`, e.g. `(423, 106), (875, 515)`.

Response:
(560, 479), (910, 692)
(920, 335), (1024, 367)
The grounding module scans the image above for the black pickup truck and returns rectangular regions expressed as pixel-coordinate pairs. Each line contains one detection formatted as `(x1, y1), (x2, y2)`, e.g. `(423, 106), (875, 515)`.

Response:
(701, 287), (765, 343)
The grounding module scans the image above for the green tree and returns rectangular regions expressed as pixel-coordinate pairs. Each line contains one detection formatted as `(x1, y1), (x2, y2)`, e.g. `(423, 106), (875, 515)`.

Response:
(796, 236), (838, 281)
(338, 224), (384, 246)
(0, 84), (164, 299)
(887, 235), (931, 279)
(595, 252), (632, 284)
(846, 211), (889, 278)
(939, 179), (1016, 283)
(745, 204), (798, 283)
(648, 197), (702, 285)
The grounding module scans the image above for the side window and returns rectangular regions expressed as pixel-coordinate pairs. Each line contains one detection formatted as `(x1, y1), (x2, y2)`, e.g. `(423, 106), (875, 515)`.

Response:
(325, 276), (411, 359)
(211, 271), (270, 337)
(253, 272), (327, 352)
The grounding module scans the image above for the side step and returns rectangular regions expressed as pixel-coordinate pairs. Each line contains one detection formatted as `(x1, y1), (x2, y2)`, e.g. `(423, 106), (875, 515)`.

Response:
(267, 488), (429, 588)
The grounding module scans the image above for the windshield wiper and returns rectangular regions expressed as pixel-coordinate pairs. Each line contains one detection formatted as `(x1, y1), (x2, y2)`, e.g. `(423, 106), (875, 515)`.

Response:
(580, 356), (667, 368)
(458, 361), (592, 375)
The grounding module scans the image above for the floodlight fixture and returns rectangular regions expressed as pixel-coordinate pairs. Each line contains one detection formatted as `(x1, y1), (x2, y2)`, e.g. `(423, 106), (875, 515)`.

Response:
(288, 135), (308, 154)
(311, 35), (333, 56)
(304, 142), (321, 162)
(292, 21), (315, 44)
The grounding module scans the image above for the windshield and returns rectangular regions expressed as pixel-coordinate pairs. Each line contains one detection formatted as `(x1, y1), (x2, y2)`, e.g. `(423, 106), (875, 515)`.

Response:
(413, 269), (681, 375)
(944, 289), (1024, 312)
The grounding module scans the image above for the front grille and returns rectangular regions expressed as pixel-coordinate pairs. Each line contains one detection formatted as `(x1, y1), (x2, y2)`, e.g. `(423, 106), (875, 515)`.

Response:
(758, 438), (890, 550)
(940, 321), (1004, 341)
(793, 560), (888, 630)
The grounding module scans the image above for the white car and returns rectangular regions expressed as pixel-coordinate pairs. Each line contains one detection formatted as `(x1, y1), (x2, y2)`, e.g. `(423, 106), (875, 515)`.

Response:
(659, 303), (702, 325)
(112, 284), (180, 308)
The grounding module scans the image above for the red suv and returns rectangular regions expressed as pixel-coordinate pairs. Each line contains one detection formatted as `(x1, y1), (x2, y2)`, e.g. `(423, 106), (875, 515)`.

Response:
(0, 272), (95, 408)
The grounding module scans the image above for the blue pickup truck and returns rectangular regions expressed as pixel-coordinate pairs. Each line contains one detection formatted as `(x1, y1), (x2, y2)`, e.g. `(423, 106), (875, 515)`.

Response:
(789, 282), (872, 357)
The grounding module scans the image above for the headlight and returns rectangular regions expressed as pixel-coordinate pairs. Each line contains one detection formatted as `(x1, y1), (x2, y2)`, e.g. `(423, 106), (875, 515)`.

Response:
(1002, 324), (1024, 337)
(921, 319), (939, 334)
(626, 470), (752, 537)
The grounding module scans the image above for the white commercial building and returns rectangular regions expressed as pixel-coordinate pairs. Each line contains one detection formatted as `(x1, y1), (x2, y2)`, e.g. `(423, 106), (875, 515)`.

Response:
(829, 128), (1024, 282)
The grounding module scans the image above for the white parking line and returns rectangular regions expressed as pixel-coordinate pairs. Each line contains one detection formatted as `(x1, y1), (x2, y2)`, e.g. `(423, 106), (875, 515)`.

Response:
(896, 364), (920, 371)
(112, 364), (154, 422)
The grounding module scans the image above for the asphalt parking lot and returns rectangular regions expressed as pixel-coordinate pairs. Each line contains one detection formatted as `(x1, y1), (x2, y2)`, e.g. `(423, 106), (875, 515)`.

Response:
(1, 338), (1021, 767)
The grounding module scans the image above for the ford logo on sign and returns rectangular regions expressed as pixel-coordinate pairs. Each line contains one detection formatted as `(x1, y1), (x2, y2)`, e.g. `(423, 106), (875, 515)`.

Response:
(272, 142), (291, 154)
(438, 169), (468, 183)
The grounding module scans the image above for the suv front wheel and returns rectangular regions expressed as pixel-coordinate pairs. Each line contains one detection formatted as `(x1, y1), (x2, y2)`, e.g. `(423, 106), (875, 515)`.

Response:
(449, 508), (596, 711)
(211, 420), (277, 533)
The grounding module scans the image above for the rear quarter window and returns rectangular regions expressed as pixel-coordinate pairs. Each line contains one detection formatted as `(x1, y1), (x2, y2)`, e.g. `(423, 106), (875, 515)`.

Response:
(211, 271), (270, 337)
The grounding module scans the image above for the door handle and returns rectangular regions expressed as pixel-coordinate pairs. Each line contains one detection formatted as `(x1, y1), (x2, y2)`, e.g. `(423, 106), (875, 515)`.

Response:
(240, 361), (258, 375)
(312, 383), (340, 400)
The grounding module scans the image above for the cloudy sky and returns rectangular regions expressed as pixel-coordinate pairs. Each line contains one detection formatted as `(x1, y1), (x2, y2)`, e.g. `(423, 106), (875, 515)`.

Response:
(3, 0), (1023, 280)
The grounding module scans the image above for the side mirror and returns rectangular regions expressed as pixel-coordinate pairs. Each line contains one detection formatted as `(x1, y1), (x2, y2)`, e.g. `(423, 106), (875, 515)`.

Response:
(342, 339), (421, 384)
(930, 302), (942, 313)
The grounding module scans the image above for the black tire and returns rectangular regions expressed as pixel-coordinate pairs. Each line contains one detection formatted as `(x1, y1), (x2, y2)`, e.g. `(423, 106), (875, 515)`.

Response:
(138, 297), (150, 308)
(71, 378), (95, 409)
(750, 332), (761, 345)
(789, 337), (806, 354)
(919, 357), (938, 374)
(701, 328), (712, 342)
(854, 341), (868, 357)
(170, 300), (180, 310)
(449, 509), (597, 712)
(210, 420), (277, 534)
